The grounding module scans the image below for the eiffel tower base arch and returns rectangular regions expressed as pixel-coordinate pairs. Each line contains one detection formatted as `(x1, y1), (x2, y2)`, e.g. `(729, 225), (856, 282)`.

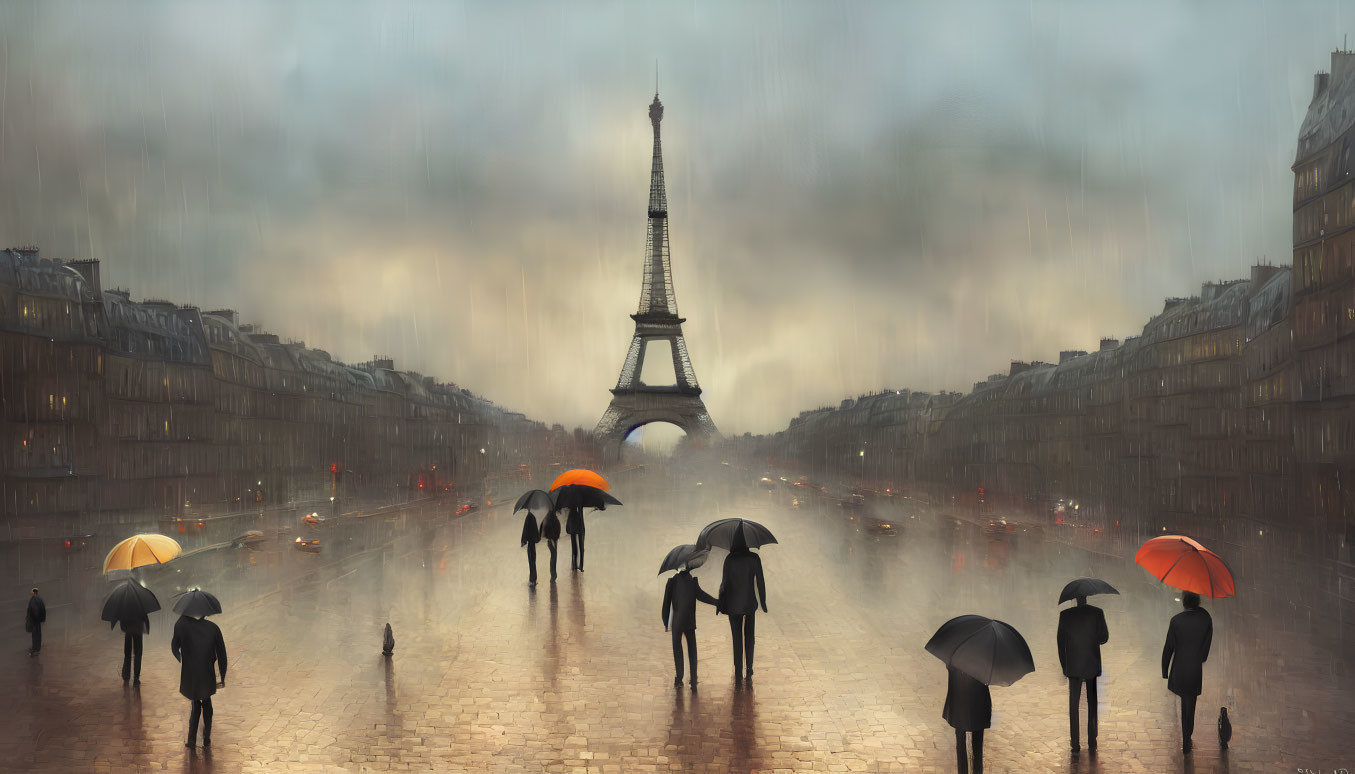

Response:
(594, 391), (720, 462)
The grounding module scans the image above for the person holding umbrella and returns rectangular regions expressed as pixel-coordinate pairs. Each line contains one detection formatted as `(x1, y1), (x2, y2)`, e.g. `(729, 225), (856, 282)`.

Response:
(1135, 535), (1230, 755)
(515, 490), (554, 587)
(102, 579), (161, 684)
(926, 615), (1035, 774)
(550, 470), (615, 573)
(565, 506), (586, 572)
(170, 590), (227, 748)
(659, 544), (718, 688)
(1056, 578), (1116, 753)
(698, 518), (775, 681)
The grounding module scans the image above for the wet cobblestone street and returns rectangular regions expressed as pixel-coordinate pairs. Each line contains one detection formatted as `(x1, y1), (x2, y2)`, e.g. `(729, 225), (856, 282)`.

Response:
(2, 478), (1352, 772)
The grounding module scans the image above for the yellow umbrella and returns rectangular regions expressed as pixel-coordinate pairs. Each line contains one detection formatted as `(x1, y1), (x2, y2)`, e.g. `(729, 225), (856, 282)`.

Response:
(103, 534), (183, 574)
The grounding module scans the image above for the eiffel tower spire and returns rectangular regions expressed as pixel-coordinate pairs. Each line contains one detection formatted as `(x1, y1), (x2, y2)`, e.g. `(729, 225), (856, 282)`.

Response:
(637, 92), (677, 320)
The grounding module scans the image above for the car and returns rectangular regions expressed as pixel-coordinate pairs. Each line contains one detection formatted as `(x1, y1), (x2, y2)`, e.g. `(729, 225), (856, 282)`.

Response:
(455, 503), (478, 516)
(293, 536), (322, 553)
(840, 493), (867, 509)
(865, 519), (899, 536)
(758, 476), (777, 490)
(302, 512), (323, 525)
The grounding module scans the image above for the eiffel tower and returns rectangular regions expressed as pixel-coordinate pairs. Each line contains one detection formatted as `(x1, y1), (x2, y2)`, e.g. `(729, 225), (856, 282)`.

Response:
(595, 92), (719, 459)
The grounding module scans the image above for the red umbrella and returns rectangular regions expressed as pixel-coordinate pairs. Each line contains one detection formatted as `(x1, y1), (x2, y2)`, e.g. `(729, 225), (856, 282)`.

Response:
(1134, 535), (1235, 598)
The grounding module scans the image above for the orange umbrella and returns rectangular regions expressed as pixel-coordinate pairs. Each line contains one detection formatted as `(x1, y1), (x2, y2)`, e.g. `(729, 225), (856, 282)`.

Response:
(1134, 535), (1235, 598)
(103, 534), (183, 575)
(550, 469), (609, 492)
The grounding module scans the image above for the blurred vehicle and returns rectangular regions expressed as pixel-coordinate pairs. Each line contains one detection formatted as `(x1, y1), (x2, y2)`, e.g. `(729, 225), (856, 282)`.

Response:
(840, 493), (867, 509)
(983, 520), (1016, 536)
(61, 534), (92, 551)
(455, 503), (478, 516)
(302, 512), (323, 525)
(293, 536), (322, 553)
(232, 530), (265, 549)
(758, 476), (777, 490)
(864, 519), (899, 536)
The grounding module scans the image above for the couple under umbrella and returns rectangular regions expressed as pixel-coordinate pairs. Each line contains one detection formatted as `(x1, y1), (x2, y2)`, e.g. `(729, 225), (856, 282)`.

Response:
(517, 470), (621, 584)
(660, 518), (775, 687)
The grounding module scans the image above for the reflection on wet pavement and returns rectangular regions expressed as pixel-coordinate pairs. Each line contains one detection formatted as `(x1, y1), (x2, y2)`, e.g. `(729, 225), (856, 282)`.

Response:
(0, 473), (1350, 772)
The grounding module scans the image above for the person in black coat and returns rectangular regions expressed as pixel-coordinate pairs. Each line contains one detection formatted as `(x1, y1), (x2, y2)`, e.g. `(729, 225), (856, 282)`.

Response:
(541, 509), (562, 582)
(1162, 591), (1212, 754)
(943, 665), (991, 774)
(521, 511), (541, 586)
(662, 568), (717, 688)
(171, 615), (228, 748)
(119, 613), (151, 683)
(25, 588), (45, 656)
(565, 506), (586, 572)
(1057, 596), (1109, 752)
(717, 537), (767, 680)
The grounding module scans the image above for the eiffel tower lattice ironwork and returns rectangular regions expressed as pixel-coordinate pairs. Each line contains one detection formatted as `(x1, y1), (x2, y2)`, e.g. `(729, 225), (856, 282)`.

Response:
(595, 92), (719, 458)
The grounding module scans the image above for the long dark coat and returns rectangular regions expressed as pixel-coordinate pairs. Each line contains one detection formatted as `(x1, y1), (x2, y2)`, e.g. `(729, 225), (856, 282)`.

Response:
(662, 570), (718, 633)
(1057, 604), (1109, 679)
(942, 665), (992, 731)
(1162, 607), (1212, 697)
(564, 507), (585, 536)
(25, 595), (46, 631)
(117, 614), (150, 635)
(717, 550), (767, 616)
(171, 615), (228, 701)
(520, 513), (540, 545)
(541, 511), (562, 542)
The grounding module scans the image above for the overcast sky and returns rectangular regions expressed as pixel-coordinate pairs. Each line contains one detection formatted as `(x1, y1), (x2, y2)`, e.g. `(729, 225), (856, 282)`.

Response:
(0, 1), (1346, 433)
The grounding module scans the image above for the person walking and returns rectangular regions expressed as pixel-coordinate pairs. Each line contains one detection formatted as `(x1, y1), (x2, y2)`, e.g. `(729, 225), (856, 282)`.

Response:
(25, 588), (46, 656)
(662, 565), (717, 688)
(565, 506), (586, 572)
(943, 664), (991, 774)
(1162, 591), (1213, 754)
(171, 614), (228, 748)
(521, 510), (541, 586)
(120, 613), (150, 683)
(1057, 596), (1109, 752)
(717, 534), (767, 680)
(541, 508), (562, 582)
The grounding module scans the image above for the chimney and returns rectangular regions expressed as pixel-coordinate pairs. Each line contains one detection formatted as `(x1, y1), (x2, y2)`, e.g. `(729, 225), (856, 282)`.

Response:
(1099, 338), (1120, 352)
(206, 309), (239, 326)
(1315, 71), (1331, 101)
(1059, 350), (1087, 364)
(1250, 264), (1281, 290)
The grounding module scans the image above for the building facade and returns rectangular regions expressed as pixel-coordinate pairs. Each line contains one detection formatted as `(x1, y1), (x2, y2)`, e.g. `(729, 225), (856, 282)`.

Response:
(0, 248), (573, 538)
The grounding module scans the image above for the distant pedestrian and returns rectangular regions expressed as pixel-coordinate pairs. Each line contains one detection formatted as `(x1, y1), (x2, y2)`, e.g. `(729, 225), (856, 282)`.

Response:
(171, 614), (228, 748)
(541, 509), (562, 582)
(119, 613), (150, 683)
(382, 623), (395, 656)
(25, 588), (45, 656)
(943, 664), (991, 774)
(565, 506), (586, 572)
(1162, 591), (1212, 754)
(521, 510), (541, 586)
(717, 534), (767, 680)
(1057, 596), (1109, 752)
(662, 566), (717, 688)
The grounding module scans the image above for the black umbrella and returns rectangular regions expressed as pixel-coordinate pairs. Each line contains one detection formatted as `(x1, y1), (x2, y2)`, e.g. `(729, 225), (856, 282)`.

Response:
(514, 489), (554, 514)
(1058, 577), (1120, 604)
(101, 580), (160, 624)
(551, 484), (621, 511)
(925, 614), (1035, 687)
(658, 544), (711, 574)
(172, 589), (222, 618)
(696, 518), (778, 551)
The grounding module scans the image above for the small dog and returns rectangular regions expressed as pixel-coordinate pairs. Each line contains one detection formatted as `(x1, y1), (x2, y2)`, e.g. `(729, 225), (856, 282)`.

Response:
(1217, 707), (1232, 750)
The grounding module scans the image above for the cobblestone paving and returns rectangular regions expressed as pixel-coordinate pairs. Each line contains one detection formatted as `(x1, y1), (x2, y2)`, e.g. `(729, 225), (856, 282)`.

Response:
(1, 480), (1352, 772)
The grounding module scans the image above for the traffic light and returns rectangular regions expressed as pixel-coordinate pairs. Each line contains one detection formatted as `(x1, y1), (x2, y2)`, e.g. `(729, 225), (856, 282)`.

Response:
(330, 463), (338, 474)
